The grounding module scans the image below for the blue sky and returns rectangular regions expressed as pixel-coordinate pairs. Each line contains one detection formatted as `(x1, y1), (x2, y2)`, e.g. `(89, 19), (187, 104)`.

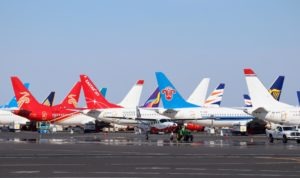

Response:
(0, 0), (299, 106)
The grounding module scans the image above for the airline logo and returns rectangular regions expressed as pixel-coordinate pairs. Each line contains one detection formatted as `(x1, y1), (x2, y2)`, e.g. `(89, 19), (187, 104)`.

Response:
(84, 77), (100, 97)
(162, 87), (176, 101)
(18, 91), (30, 108)
(269, 89), (281, 100)
(67, 94), (78, 107)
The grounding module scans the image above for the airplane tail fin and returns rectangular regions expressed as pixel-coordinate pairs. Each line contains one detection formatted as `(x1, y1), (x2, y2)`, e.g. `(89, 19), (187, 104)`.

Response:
(60, 81), (81, 109)
(0, 83), (30, 109)
(297, 91), (300, 106)
(269, 76), (284, 101)
(11, 77), (41, 110)
(244, 68), (292, 109)
(155, 72), (198, 109)
(243, 94), (253, 107)
(142, 87), (160, 108)
(42, 91), (55, 106)
(187, 78), (210, 106)
(80, 75), (121, 109)
(100, 88), (107, 97)
(204, 83), (225, 107)
(118, 80), (144, 108)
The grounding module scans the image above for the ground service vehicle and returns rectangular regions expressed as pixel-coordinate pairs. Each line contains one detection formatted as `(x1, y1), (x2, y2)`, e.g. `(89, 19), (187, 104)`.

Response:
(266, 126), (300, 143)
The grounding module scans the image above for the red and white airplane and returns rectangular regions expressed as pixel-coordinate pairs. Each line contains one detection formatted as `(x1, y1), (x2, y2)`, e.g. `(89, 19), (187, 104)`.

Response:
(11, 76), (95, 126)
(80, 75), (177, 132)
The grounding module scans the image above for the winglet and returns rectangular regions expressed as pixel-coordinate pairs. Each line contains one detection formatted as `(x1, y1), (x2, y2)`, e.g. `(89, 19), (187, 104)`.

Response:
(244, 68), (256, 76)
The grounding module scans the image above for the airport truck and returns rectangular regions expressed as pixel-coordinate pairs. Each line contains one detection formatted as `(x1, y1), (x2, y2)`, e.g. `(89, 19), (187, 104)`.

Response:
(266, 126), (300, 143)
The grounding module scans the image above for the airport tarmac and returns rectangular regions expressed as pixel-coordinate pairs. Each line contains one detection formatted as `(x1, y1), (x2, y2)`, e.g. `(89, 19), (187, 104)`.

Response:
(0, 131), (300, 177)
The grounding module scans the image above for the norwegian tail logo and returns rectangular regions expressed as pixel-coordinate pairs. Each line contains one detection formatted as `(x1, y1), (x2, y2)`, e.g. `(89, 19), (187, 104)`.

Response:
(80, 75), (121, 109)
(142, 87), (160, 108)
(155, 72), (198, 109)
(204, 83), (225, 107)
(60, 81), (81, 108)
(11, 76), (40, 110)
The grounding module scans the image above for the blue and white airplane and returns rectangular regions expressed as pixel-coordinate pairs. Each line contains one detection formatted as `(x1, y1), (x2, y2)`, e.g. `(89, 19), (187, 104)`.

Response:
(155, 72), (253, 127)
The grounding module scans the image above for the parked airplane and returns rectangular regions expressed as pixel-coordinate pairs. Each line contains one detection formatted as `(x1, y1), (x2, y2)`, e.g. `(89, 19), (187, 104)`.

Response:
(0, 85), (55, 126)
(80, 75), (177, 132)
(155, 72), (253, 127)
(11, 76), (95, 126)
(244, 68), (300, 125)
(244, 76), (284, 107)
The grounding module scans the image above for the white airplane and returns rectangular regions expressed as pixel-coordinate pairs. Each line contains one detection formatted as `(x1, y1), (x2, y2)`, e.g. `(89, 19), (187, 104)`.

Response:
(155, 72), (253, 127)
(244, 68), (300, 125)
(80, 75), (177, 131)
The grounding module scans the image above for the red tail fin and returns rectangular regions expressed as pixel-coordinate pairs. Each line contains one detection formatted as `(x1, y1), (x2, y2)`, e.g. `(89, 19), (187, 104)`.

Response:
(80, 75), (122, 109)
(60, 81), (81, 108)
(11, 76), (41, 111)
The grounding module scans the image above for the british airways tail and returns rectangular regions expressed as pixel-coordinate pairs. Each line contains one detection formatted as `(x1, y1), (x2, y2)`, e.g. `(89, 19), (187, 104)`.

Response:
(243, 94), (253, 107)
(142, 87), (160, 108)
(80, 75), (121, 109)
(269, 76), (284, 101)
(155, 72), (198, 109)
(187, 78), (210, 106)
(11, 76), (41, 111)
(42, 91), (55, 106)
(204, 83), (225, 107)
(244, 68), (292, 109)
(0, 83), (30, 109)
(118, 80), (144, 108)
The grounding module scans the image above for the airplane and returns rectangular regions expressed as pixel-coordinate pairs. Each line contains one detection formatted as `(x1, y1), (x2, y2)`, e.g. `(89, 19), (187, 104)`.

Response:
(243, 76), (285, 107)
(0, 84), (55, 126)
(244, 68), (300, 125)
(155, 72), (253, 128)
(80, 75), (177, 132)
(11, 76), (95, 126)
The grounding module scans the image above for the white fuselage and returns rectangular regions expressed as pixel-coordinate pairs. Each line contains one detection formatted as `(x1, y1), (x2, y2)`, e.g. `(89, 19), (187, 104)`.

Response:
(51, 113), (96, 126)
(84, 108), (172, 127)
(0, 110), (29, 125)
(158, 107), (253, 127)
(248, 107), (300, 126)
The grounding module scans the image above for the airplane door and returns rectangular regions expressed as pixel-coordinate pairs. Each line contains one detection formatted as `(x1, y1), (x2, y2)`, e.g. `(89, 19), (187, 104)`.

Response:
(281, 112), (287, 122)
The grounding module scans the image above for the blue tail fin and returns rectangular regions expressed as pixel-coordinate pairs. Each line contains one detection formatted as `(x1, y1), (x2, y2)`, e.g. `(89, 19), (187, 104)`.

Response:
(100, 88), (107, 97)
(142, 87), (160, 108)
(269, 76), (284, 101)
(42, 91), (55, 106)
(297, 91), (300, 106)
(155, 72), (198, 109)
(0, 83), (30, 108)
(204, 83), (225, 107)
(243, 94), (252, 107)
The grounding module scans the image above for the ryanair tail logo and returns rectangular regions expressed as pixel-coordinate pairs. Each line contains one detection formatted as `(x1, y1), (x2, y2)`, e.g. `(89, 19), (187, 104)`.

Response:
(18, 91), (30, 108)
(269, 89), (281, 100)
(67, 94), (78, 107)
(162, 87), (176, 101)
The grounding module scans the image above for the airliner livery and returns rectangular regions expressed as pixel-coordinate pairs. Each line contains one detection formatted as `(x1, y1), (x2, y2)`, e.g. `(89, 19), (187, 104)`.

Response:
(80, 75), (177, 131)
(244, 76), (285, 106)
(142, 88), (160, 108)
(155, 72), (253, 127)
(204, 83), (225, 107)
(11, 76), (95, 126)
(0, 83), (30, 109)
(244, 68), (300, 125)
